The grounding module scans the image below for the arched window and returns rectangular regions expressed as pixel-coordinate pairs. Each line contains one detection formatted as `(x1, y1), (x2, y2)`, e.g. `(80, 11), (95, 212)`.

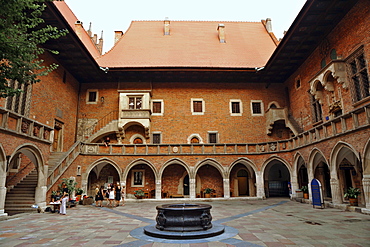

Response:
(330, 49), (337, 60)
(134, 137), (143, 144)
(191, 137), (200, 143)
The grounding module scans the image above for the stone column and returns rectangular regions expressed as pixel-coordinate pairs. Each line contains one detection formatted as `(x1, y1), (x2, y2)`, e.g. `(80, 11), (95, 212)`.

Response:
(223, 178), (230, 198)
(256, 172), (265, 199)
(35, 185), (47, 209)
(155, 180), (162, 199)
(362, 175), (370, 209)
(0, 186), (7, 216)
(330, 178), (342, 204)
(189, 178), (196, 199)
(291, 179), (299, 198)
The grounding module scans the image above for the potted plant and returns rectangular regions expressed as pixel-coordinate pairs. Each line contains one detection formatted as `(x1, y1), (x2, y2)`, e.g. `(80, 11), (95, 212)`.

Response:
(134, 189), (145, 199)
(204, 188), (214, 198)
(75, 188), (84, 201)
(344, 187), (361, 206)
(301, 186), (309, 199)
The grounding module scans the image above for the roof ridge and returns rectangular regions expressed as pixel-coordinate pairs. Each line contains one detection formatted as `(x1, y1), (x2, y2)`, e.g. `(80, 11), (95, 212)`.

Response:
(130, 20), (262, 23)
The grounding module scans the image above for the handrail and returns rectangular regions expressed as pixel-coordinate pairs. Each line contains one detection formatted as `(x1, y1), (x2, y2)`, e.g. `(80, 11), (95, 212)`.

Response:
(47, 141), (81, 190)
(6, 161), (34, 185)
(83, 110), (119, 138)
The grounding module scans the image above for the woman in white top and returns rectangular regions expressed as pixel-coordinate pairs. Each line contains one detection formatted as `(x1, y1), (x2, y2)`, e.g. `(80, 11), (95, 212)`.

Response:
(108, 187), (115, 207)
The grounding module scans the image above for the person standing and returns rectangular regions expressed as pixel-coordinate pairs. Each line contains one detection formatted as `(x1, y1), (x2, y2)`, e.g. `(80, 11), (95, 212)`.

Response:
(115, 182), (122, 207)
(95, 185), (103, 207)
(59, 193), (69, 215)
(109, 186), (115, 207)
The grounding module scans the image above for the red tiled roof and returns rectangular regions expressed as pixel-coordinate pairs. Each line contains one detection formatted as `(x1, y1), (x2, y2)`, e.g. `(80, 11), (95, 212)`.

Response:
(97, 21), (277, 69)
(53, 1), (101, 59)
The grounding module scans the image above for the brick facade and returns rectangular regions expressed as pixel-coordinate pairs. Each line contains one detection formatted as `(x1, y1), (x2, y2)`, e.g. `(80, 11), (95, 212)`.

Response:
(1, 0), (370, 215)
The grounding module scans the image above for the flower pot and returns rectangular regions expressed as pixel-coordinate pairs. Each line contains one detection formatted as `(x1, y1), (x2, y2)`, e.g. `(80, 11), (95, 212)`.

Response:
(349, 198), (358, 206)
(135, 195), (143, 199)
(205, 193), (211, 198)
(303, 193), (309, 199)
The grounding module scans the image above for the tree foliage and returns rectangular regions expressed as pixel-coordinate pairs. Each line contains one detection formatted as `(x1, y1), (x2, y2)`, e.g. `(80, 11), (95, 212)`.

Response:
(0, 0), (68, 98)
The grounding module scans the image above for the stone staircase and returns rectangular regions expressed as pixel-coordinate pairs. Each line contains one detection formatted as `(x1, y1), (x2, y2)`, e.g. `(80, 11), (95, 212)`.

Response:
(48, 152), (66, 174)
(5, 170), (38, 215)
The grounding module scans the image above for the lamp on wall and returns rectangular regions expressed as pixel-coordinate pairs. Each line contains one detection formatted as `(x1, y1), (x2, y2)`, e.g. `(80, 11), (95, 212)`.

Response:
(100, 96), (104, 103)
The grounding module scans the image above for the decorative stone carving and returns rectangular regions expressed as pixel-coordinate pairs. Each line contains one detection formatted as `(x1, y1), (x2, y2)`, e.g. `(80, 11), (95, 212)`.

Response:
(269, 143), (276, 151)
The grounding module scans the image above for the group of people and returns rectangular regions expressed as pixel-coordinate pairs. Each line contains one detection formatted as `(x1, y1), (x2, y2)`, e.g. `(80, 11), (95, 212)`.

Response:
(95, 182), (124, 207)
(50, 183), (69, 215)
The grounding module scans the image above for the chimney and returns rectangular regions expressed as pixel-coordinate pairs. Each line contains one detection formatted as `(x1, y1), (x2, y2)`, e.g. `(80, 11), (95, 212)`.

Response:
(164, 17), (170, 35)
(97, 31), (103, 55)
(265, 18), (272, 33)
(74, 20), (84, 39)
(217, 24), (226, 43)
(92, 34), (98, 44)
(114, 31), (123, 45)
(87, 22), (92, 37)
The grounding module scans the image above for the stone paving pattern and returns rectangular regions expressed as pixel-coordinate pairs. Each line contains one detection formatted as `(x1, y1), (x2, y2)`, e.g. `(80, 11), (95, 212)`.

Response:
(0, 198), (369, 246)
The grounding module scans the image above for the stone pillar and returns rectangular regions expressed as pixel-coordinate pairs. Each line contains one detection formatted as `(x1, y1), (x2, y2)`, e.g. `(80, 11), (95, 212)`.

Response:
(189, 178), (196, 199)
(81, 178), (88, 197)
(330, 178), (342, 204)
(362, 175), (370, 209)
(35, 185), (47, 209)
(223, 178), (230, 198)
(291, 179), (299, 198)
(155, 180), (162, 199)
(0, 186), (7, 216)
(256, 172), (265, 199)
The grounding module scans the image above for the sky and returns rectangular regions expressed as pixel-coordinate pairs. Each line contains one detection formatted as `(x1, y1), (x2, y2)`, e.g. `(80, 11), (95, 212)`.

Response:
(64, 0), (307, 54)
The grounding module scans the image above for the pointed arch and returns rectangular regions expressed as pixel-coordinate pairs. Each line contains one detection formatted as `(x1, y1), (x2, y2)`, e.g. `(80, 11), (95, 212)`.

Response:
(123, 158), (158, 182)
(228, 158), (257, 178)
(194, 158), (225, 178)
(364, 137), (370, 175)
(85, 157), (122, 178)
(160, 158), (191, 178)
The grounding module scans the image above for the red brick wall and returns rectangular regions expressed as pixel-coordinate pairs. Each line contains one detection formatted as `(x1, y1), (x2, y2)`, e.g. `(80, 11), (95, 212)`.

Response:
(28, 52), (80, 150)
(79, 81), (286, 144)
(286, 0), (370, 131)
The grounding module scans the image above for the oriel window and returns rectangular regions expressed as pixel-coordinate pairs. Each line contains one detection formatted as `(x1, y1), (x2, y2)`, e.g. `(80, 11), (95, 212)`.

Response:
(129, 97), (142, 109)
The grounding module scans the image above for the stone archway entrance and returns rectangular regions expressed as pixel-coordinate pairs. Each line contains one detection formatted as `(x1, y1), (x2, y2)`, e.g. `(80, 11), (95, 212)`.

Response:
(229, 163), (256, 197)
(88, 162), (120, 197)
(4, 146), (44, 215)
(264, 161), (290, 197)
(314, 162), (332, 198)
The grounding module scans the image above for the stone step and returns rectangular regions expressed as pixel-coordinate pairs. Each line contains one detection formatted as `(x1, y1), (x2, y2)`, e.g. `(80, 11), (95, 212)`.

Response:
(5, 201), (34, 206)
(6, 193), (35, 198)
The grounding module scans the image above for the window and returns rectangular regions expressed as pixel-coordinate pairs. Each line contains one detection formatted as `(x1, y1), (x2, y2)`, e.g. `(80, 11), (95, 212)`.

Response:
(152, 100), (163, 116)
(208, 132), (218, 143)
(131, 169), (145, 187)
(133, 137), (143, 144)
(152, 133), (161, 144)
(129, 97), (142, 109)
(347, 48), (370, 103)
(191, 137), (200, 143)
(193, 101), (202, 112)
(86, 89), (98, 104)
(310, 94), (322, 123)
(296, 79), (301, 89)
(230, 100), (242, 116)
(191, 98), (205, 115)
(251, 101), (263, 116)
(6, 80), (31, 116)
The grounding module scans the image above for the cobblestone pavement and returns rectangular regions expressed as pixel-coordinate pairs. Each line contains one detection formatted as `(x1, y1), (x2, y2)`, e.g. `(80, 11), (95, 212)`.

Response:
(0, 198), (369, 247)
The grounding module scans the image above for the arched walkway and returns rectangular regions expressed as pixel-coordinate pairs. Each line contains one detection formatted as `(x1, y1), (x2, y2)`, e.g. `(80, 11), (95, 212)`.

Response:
(262, 158), (291, 198)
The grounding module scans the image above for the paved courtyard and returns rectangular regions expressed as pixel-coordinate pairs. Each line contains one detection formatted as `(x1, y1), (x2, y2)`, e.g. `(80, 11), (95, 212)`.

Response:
(0, 198), (369, 247)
